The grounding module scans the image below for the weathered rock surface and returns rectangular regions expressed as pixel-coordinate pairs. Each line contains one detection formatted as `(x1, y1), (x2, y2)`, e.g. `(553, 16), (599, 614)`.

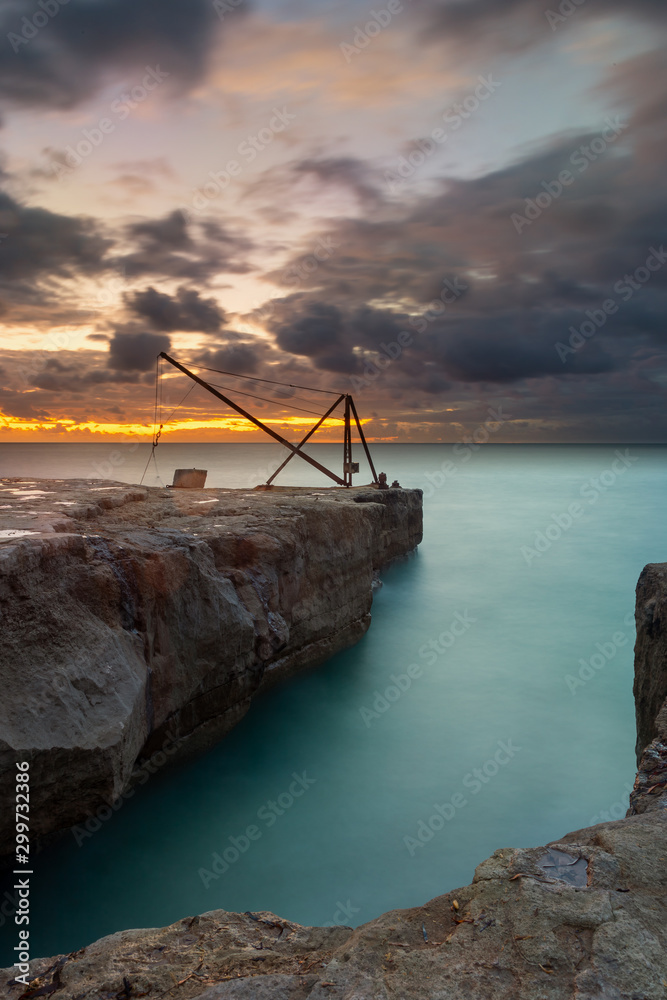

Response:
(0, 478), (422, 857)
(634, 563), (667, 761)
(3, 808), (666, 999)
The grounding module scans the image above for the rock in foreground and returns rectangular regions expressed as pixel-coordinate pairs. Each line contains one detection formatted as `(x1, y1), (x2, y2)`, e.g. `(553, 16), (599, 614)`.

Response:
(3, 805), (666, 999)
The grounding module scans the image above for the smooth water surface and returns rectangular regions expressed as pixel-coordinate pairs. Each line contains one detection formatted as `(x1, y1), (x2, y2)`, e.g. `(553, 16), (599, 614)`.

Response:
(1, 442), (665, 962)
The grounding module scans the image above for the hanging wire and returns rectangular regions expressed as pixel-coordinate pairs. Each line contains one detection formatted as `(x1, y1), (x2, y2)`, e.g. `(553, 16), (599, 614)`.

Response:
(140, 355), (350, 489)
(158, 352), (163, 426)
(162, 381), (197, 425)
(139, 355), (165, 486)
(204, 379), (340, 420)
(186, 363), (341, 395)
(155, 352), (376, 486)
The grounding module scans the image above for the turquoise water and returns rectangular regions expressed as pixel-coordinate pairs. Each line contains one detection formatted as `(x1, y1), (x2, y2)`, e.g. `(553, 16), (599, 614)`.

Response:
(1, 442), (665, 962)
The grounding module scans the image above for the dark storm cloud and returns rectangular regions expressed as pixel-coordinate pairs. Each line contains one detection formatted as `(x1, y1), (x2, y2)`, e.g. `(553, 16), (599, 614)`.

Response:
(262, 110), (667, 396)
(206, 343), (260, 374)
(269, 298), (424, 375)
(0, 196), (254, 330)
(126, 286), (227, 334)
(108, 330), (172, 372)
(267, 295), (618, 385)
(127, 210), (191, 251)
(273, 301), (343, 358)
(0, 0), (231, 110)
(0, 386), (50, 419)
(0, 190), (109, 280)
(426, 319), (616, 382)
(116, 210), (254, 281)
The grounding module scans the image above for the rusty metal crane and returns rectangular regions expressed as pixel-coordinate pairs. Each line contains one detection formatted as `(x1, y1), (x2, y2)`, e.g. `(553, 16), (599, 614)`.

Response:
(157, 353), (379, 488)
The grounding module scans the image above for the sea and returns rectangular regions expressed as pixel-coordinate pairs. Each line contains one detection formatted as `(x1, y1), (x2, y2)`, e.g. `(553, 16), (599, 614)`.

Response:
(1, 441), (665, 964)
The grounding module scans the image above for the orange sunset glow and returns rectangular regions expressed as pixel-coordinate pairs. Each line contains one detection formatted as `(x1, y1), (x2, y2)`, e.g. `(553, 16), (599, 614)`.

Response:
(1, 0), (666, 443)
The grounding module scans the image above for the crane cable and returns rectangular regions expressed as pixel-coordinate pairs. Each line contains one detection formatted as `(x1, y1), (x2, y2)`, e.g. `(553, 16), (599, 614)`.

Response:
(139, 356), (166, 486)
(139, 356), (343, 488)
(186, 363), (341, 395)
(204, 379), (341, 420)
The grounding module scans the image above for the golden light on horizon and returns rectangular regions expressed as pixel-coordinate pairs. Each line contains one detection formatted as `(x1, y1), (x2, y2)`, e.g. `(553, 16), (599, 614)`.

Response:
(0, 412), (367, 440)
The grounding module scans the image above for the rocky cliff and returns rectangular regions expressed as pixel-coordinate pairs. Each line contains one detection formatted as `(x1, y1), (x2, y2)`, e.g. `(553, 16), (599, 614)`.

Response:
(633, 563), (667, 761)
(3, 520), (667, 1000)
(4, 810), (666, 1000)
(0, 478), (422, 858)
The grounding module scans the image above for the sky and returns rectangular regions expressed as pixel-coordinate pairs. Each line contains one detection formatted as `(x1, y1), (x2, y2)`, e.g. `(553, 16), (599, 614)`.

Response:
(1, 0), (666, 443)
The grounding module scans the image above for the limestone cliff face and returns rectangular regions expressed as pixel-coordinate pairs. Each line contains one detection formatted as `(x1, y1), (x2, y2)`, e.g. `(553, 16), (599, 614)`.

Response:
(0, 480), (422, 857)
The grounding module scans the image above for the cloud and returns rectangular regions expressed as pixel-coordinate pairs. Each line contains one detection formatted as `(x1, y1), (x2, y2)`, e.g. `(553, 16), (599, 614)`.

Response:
(292, 157), (383, 207)
(111, 157), (177, 179)
(108, 330), (171, 372)
(0, 191), (256, 333)
(0, 0), (233, 111)
(115, 210), (254, 281)
(0, 190), (109, 281)
(424, 0), (667, 54)
(204, 9), (466, 114)
(205, 343), (260, 374)
(110, 174), (158, 197)
(127, 209), (191, 250)
(427, 319), (616, 382)
(273, 301), (344, 358)
(126, 286), (227, 334)
(255, 107), (667, 404)
(0, 386), (51, 419)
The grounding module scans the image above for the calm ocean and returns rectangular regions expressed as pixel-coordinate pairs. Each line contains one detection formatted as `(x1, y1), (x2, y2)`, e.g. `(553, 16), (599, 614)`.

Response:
(1, 441), (665, 962)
